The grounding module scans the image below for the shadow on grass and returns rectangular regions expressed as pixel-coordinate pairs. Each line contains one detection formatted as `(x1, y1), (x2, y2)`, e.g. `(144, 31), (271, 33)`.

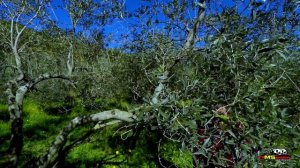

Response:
(23, 116), (70, 140)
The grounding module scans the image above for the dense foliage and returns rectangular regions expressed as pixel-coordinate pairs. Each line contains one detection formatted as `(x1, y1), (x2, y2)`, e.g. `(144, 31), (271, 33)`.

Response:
(0, 0), (299, 167)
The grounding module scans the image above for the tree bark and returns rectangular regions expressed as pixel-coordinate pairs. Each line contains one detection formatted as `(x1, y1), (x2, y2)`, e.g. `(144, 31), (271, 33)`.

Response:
(184, 0), (206, 50)
(7, 118), (23, 166)
(37, 109), (136, 168)
(5, 74), (71, 167)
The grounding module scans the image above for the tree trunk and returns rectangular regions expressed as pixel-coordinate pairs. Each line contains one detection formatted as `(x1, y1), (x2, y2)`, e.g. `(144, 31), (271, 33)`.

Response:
(8, 117), (23, 167)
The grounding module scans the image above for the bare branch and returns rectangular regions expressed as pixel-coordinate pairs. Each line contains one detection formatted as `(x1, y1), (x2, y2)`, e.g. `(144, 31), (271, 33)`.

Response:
(8, 2), (43, 82)
(184, 0), (206, 50)
(37, 109), (137, 168)
(66, 42), (74, 76)
(27, 73), (71, 89)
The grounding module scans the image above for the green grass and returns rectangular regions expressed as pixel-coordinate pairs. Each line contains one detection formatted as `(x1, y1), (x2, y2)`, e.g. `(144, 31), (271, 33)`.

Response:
(0, 103), (10, 154)
(0, 98), (193, 167)
(0, 103), (9, 121)
(0, 121), (10, 137)
(0, 103), (8, 112)
(161, 142), (193, 167)
(11, 98), (158, 167)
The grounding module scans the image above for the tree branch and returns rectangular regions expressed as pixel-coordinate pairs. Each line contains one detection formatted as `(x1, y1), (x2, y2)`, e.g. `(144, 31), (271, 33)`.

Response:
(184, 0), (206, 50)
(27, 73), (71, 89)
(37, 109), (137, 168)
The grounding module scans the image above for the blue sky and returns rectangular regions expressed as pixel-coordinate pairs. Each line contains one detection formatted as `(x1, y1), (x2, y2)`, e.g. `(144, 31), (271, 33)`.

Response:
(47, 0), (279, 48)
(49, 0), (240, 31)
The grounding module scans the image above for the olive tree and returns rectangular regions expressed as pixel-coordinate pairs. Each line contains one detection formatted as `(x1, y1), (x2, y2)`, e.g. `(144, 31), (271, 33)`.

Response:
(0, 0), (75, 166)
(1, 0), (299, 168)
(0, 0), (126, 166)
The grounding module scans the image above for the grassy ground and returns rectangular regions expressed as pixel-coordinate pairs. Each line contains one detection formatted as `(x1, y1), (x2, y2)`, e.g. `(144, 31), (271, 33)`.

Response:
(0, 98), (192, 167)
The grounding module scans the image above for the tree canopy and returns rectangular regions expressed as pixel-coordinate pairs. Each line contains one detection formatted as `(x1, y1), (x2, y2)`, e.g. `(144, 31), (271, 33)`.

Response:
(0, 0), (299, 167)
